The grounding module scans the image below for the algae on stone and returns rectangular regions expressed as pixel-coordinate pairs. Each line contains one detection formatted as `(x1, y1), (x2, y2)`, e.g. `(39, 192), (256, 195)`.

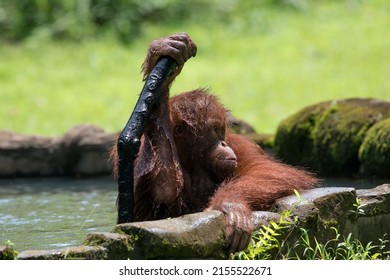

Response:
(359, 118), (390, 177)
(0, 245), (17, 260)
(275, 98), (390, 177)
(274, 101), (328, 169)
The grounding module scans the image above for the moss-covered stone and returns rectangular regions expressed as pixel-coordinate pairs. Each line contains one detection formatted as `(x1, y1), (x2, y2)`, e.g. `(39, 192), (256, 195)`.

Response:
(84, 232), (133, 260)
(245, 133), (274, 150)
(359, 118), (390, 177)
(227, 112), (256, 135)
(313, 99), (390, 175)
(274, 187), (357, 247)
(356, 184), (390, 216)
(114, 211), (227, 259)
(275, 98), (390, 176)
(274, 101), (326, 169)
(0, 245), (17, 260)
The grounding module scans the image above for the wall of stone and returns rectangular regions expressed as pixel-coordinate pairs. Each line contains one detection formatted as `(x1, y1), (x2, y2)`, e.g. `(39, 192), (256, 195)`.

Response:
(3, 98), (390, 179)
(0, 125), (115, 177)
(0, 118), (263, 178)
(1, 184), (388, 260)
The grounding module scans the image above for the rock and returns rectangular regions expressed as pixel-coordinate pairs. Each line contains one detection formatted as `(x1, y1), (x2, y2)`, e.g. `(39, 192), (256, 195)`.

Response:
(84, 232), (132, 260)
(273, 187), (357, 243)
(359, 119), (390, 177)
(274, 98), (390, 176)
(114, 211), (227, 259)
(0, 131), (61, 177)
(348, 184), (390, 249)
(356, 184), (390, 215)
(83, 212), (282, 260)
(274, 187), (357, 224)
(0, 245), (17, 260)
(226, 113), (275, 151)
(0, 125), (116, 177)
(251, 211), (281, 230)
(0, 117), (261, 177)
(227, 112), (256, 134)
(17, 246), (107, 260)
(245, 133), (275, 152)
(59, 125), (115, 176)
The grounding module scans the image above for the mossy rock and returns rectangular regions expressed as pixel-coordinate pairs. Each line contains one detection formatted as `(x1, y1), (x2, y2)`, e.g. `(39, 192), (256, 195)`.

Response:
(359, 118), (390, 177)
(114, 211), (226, 259)
(0, 245), (17, 260)
(274, 100), (330, 170)
(275, 98), (390, 176)
(245, 133), (274, 150)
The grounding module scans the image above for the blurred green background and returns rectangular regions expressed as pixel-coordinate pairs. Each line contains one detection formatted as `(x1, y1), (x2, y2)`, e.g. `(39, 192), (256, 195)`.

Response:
(1, 0), (389, 136)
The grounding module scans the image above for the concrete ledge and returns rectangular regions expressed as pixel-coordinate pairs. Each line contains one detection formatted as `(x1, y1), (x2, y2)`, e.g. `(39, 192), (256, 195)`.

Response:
(1, 184), (387, 260)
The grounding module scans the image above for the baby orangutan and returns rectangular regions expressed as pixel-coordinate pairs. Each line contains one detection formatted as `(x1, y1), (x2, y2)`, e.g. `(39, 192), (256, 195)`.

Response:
(111, 33), (319, 253)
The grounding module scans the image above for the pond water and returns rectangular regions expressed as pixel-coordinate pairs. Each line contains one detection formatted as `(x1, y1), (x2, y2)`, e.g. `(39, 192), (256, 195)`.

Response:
(0, 176), (387, 252)
(0, 177), (117, 252)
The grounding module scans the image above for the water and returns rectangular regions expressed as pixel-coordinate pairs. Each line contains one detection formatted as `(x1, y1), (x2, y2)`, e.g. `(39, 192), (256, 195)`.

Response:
(0, 177), (117, 252)
(324, 177), (387, 189)
(0, 176), (386, 253)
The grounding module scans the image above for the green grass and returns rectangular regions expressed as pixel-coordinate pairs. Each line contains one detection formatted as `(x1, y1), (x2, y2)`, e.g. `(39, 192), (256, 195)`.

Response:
(1, 1), (389, 136)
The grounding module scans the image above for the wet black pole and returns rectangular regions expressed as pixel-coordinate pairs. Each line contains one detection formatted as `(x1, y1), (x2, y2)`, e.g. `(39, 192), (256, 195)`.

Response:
(116, 57), (176, 224)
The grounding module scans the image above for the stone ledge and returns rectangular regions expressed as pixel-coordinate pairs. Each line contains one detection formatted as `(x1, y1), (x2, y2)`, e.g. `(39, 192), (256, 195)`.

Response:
(0, 118), (259, 178)
(2, 185), (389, 260)
(113, 211), (226, 259)
(0, 125), (115, 177)
(356, 184), (390, 215)
(17, 245), (107, 260)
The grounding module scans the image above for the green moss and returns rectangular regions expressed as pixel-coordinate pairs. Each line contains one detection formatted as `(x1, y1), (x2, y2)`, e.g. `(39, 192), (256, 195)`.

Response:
(0, 245), (17, 260)
(274, 101), (329, 169)
(312, 99), (390, 175)
(115, 218), (227, 259)
(136, 229), (226, 259)
(85, 232), (137, 259)
(359, 118), (390, 177)
(61, 246), (107, 260)
(275, 98), (390, 176)
(246, 133), (275, 150)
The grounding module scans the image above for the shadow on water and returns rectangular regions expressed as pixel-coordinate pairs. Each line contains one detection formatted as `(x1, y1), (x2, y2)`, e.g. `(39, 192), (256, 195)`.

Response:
(0, 176), (387, 252)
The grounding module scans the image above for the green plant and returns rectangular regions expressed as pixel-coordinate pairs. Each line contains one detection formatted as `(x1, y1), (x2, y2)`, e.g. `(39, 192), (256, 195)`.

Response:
(4, 240), (15, 247)
(231, 208), (295, 260)
(232, 191), (390, 260)
(294, 228), (389, 260)
(350, 197), (365, 219)
(1, 240), (18, 259)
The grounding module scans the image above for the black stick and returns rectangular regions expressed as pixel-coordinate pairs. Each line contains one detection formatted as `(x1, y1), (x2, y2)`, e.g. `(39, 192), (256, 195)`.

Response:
(116, 57), (176, 224)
